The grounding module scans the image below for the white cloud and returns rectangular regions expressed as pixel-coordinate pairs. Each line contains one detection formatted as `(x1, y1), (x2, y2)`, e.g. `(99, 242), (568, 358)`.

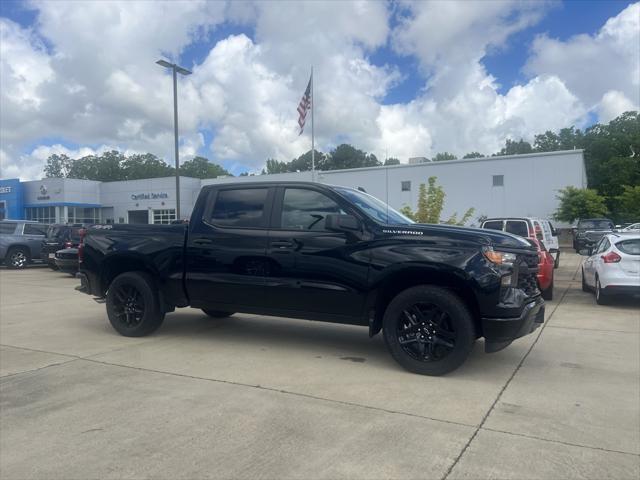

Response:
(0, 0), (637, 180)
(525, 2), (639, 116)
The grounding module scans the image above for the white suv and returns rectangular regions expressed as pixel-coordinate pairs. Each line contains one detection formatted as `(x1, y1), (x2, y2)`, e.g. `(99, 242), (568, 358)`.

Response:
(480, 217), (560, 268)
(581, 233), (640, 304)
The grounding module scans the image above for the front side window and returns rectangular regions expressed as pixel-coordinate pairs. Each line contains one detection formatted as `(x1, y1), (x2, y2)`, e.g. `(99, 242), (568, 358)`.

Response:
(0, 222), (17, 234)
(505, 220), (528, 237)
(281, 189), (343, 231)
(210, 188), (268, 228)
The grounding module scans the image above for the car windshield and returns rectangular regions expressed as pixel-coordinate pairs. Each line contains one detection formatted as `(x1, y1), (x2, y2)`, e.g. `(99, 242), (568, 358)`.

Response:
(334, 187), (415, 225)
(579, 220), (613, 229)
(46, 226), (66, 239)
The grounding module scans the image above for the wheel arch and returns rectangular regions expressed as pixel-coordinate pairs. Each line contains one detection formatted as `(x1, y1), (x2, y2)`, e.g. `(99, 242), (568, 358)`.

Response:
(368, 266), (481, 337)
(99, 253), (160, 296)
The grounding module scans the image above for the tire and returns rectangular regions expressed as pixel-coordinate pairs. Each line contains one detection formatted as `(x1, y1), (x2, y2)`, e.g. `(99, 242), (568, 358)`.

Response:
(581, 268), (590, 292)
(202, 309), (234, 318)
(382, 285), (475, 376)
(106, 271), (165, 337)
(48, 264), (59, 271)
(542, 278), (553, 301)
(5, 247), (30, 269)
(595, 276), (610, 305)
(554, 252), (560, 269)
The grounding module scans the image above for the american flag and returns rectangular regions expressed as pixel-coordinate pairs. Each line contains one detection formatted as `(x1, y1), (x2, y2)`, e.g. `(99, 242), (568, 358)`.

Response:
(297, 75), (312, 135)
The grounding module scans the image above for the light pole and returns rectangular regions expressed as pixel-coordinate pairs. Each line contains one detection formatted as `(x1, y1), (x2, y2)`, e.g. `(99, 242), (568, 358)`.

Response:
(156, 59), (192, 220)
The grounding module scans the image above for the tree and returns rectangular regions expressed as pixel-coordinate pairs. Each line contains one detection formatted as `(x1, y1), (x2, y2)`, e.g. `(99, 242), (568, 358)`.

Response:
(432, 152), (457, 162)
(44, 154), (72, 178)
(400, 176), (474, 225)
(462, 152), (483, 159)
(122, 153), (174, 180)
(554, 186), (609, 223)
(384, 157), (400, 165)
(179, 156), (230, 179)
(617, 185), (640, 222)
(495, 138), (533, 156)
(67, 150), (125, 181)
(265, 158), (290, 174)
(326, 144), (379, 170)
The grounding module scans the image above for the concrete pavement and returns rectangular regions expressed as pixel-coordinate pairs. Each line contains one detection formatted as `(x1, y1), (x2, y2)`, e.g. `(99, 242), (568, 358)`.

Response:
(1, 253), (638, 479)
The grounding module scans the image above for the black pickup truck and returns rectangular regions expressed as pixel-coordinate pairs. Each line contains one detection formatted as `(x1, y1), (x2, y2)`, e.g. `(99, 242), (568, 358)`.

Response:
(77, 182), (544, 375)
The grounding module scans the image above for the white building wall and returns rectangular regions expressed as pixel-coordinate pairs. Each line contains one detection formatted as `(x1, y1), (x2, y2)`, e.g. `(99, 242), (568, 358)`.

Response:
(201, 150), (585, 224)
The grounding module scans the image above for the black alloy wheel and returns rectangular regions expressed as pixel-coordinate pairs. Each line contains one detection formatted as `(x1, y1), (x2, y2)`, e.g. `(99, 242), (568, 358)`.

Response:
(106, 271), (165, 337)
(396, 304), (456, 362)
(383, 286), (475, 376)
(111, 284), (146, 328)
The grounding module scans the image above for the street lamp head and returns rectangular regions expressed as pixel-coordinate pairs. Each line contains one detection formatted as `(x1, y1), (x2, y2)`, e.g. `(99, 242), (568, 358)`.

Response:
(156, 59), (192, 76)
(156, 59), (173, 69)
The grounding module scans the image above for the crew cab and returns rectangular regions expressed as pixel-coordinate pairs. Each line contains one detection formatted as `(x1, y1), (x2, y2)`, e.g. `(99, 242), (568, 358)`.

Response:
(573, 218), (614, 252)
(77, 182), (545, 375)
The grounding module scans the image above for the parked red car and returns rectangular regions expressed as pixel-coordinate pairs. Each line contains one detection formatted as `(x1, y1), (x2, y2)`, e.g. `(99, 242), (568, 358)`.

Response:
(529, 238), (554, 300)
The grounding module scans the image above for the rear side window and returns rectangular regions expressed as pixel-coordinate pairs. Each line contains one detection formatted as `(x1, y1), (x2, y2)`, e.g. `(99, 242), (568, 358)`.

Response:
(24, 224), (47, 235)
(483, 220), (503, 231)
(280, 188), (343, 231)
(0, 223), (17, 234)
(506, 220), (528, 237)
(209, 188), (268, 228)
(616, 239), (640, 255)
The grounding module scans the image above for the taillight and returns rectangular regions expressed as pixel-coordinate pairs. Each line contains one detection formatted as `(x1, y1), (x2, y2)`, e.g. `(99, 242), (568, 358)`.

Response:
(78, 228), (86, 263)
(601, 251), (621, 263)
(64, 241), (73, 248)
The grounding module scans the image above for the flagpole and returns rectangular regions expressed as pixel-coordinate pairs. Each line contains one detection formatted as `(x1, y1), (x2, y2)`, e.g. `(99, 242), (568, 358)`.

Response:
(311, 66), (315, 181)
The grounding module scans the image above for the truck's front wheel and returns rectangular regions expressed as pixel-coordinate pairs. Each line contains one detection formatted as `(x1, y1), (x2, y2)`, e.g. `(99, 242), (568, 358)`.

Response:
(106, 271), (165, 337)
(382, 286), (475, 376)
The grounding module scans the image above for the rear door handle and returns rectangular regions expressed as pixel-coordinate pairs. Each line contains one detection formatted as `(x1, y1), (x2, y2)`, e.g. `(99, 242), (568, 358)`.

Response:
(271, 241), (294, 249)
(193, 238), (214, 246)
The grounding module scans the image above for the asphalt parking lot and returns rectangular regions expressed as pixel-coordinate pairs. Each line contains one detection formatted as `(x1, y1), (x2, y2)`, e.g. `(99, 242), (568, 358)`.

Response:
(0, 252), (638, 479)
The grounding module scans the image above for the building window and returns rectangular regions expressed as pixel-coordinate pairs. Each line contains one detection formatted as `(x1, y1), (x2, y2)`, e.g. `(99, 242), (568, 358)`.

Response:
(401, 181), (411, 191)
(25, 206), (56, 223)
(492, 175), (504, 187)
(68, 207), (100, 224)
(153, 209), (176, 224)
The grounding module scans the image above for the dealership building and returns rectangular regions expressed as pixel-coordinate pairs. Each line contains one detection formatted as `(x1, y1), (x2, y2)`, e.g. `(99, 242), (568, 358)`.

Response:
(0, 150), (586, 225)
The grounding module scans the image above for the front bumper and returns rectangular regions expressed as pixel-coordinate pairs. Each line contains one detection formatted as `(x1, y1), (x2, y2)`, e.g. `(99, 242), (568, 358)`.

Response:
(482, 296), (545, 353)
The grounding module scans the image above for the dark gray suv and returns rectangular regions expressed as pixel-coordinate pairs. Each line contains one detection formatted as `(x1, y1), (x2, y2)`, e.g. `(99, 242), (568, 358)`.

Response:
(0, 220), (49, 269)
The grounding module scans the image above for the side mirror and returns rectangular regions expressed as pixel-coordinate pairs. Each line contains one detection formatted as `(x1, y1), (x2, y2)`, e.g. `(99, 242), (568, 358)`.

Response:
(325, 214), (360, 232)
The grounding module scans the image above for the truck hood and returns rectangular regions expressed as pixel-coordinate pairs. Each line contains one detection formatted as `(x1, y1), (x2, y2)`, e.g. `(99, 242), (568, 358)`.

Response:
(381, 223), (533, 250)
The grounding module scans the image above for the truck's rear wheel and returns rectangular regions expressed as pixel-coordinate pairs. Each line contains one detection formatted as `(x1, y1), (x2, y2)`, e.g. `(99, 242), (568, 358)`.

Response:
(383, 286), (475, 376)
(202, 309), (235, 318)
(106, 271), (165, 337)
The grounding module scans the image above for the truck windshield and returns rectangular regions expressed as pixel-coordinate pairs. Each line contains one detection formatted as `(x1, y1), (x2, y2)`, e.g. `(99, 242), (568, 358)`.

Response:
(579, 220), (613, 229)
(334, 187), (415, 225)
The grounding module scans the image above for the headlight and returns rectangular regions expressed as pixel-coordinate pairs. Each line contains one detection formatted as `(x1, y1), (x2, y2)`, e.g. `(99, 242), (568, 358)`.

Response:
(483, 247), (517, 266)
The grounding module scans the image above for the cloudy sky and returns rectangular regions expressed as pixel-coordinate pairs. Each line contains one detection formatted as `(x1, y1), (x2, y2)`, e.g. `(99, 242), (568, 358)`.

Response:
(1, 0), (638, 179)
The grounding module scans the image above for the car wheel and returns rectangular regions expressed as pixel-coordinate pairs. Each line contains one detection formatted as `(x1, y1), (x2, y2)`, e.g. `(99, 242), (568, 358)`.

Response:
(48, 263), (59, 271)
(202, 309), (235, 318)
(595, 276), (610, 305)
(581, 268), (590, 293)
(542, 279), (554, 301)
(5, 247), (30, 269)
(554, 252), (560, 269)
(106, 271), (165, 337)
(382, 285), (475, 376)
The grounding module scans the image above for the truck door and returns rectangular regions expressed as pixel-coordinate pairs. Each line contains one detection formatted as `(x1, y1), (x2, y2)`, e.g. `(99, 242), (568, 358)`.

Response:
(185, 186), (274, 309)
(264, 186), (369, 318)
